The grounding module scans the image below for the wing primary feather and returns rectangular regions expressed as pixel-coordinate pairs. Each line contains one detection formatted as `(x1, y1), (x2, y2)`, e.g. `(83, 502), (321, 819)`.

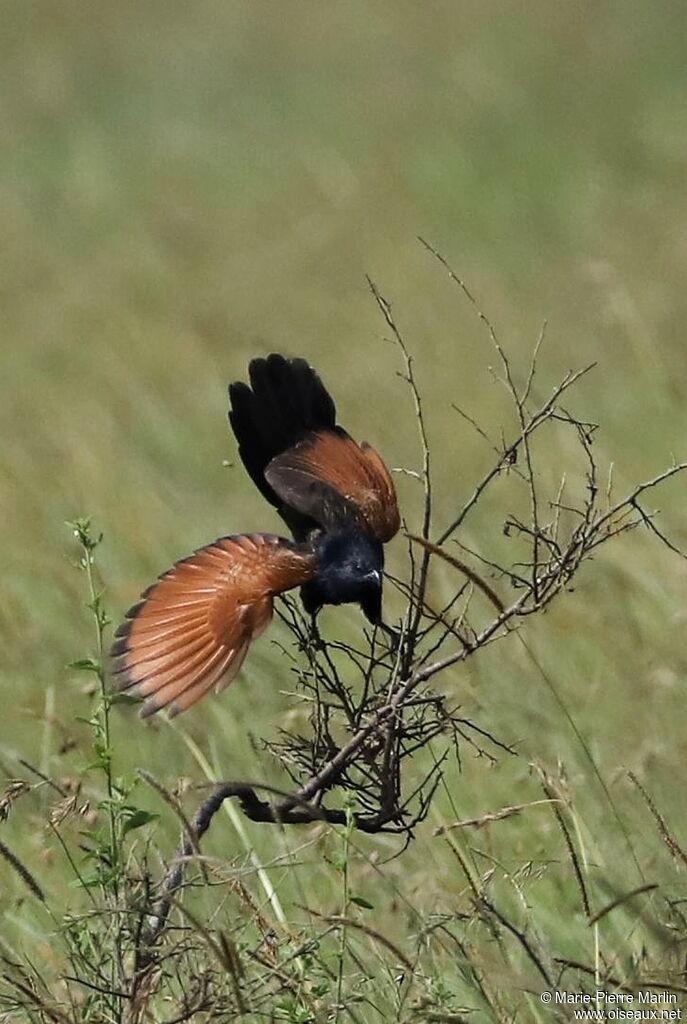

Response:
(167, 641), (250, 718)
(111, 620), (209, 658)
(110, 533), (316, 717)
(136, 644), (230, 711)
(140, 643), (245, 719)
(111, 629), (215, 676)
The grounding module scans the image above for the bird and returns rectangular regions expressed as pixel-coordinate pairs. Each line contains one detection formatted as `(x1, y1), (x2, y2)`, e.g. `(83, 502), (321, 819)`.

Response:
(110, 354), (400, 718)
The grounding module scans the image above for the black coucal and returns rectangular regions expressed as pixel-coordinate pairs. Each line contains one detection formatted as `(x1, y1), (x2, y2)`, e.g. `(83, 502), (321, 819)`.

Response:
(110, 354), (400, 717)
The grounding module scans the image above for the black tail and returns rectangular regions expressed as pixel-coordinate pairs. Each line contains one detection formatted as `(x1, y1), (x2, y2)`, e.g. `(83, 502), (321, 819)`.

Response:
(228, 354), (336, 529)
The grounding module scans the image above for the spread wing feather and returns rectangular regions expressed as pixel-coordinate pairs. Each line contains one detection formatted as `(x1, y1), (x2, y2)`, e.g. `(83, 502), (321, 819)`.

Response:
(265, 430), (400, 544)
(110, 533), (315, 717)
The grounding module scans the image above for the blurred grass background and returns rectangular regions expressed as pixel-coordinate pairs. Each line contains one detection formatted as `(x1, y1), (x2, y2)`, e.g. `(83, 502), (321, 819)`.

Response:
(2, 0), (687, 1016)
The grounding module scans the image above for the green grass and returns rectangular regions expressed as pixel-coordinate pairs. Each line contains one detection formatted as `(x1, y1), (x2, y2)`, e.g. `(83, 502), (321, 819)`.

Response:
(2, 2), (687, 1020)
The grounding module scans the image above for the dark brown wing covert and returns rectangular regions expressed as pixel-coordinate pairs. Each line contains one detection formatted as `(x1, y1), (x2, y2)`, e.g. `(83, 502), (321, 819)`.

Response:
(265, 430), (400, 544)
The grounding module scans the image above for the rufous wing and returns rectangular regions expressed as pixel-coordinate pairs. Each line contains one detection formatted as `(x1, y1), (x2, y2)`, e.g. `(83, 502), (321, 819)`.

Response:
(110, 534), (315, 717)
(264, 430), (400, 544)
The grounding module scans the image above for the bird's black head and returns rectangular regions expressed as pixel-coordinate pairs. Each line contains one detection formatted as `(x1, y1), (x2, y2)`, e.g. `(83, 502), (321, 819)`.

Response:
(309, 529), (384, 624)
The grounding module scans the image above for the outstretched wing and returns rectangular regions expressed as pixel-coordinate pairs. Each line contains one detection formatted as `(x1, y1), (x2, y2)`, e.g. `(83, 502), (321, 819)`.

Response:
(265, 430), (400, 544)
(110, 534), (315, 718)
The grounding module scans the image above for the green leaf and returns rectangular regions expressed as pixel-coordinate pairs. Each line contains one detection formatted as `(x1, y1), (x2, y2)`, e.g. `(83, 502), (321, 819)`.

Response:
(69, 875), (101, 890)
(68, 658), (101, 673)
(329, 852), (347, 871)
(122, 809), (159, 836)
(349, 895), (374, 910)
(108, 692), (140, 706)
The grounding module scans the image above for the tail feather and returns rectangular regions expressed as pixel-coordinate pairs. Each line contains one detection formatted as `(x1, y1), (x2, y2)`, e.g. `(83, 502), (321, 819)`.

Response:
(228, 354), (337, 531)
